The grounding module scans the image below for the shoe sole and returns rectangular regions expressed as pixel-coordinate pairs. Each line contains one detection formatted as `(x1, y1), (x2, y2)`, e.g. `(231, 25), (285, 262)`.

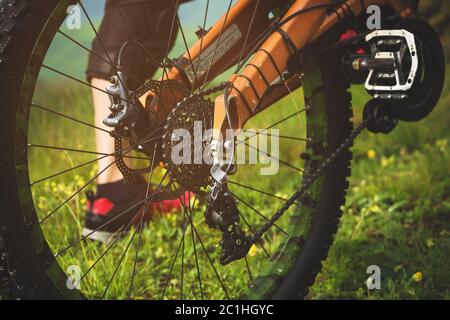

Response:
(82, 227), (122, 244)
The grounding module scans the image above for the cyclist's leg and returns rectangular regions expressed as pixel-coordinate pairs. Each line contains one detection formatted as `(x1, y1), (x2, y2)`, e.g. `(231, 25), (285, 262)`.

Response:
(86, 0), (178, 188)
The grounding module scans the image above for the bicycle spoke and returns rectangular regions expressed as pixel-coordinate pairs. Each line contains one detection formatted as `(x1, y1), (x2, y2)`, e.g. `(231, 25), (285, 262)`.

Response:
(112, 0), (165, 72)
(229, 180), (290, 202)
(42, 64), (111, 94)
(235, 0), (261, 73)
(39, 142), (140, 223)
(194, 0), (210, 84)
(180, 205), (185, 300)
(73, 171), (169, 290)
(187, 191), (204, 299)
(230, 191), (287, 235)
(30, 142), (159, 186)
(200, 0), (233, 90)
(31, 155), (105, 186)
(236, 108), (308, 147)
(188, 212), (230, 299)
(174, 11), (198, 87)
(56, 172), (169, 258)
(243, 129), (308, 142)
(75, 210), (142, 289)
(57, 29), (116, 71)
(101, 210), (142, 299)
(41, 64), (138, 108)
(244, 256), (253, 282)
(244, 141), (304, 173)
(161, 0), (184, 103)
(57, 29), (152, 88)
(128, 145), (159, 299)
(237, 208), (270, 258)
(171, 184), (229, 299)
(55, 199), (145, 257)
(27, 143), (151, 160)
(78, 1), (143, 107)
(30, 103), (152, 144)
(160, 205), (189, 299)
(31, 102), (110, 135)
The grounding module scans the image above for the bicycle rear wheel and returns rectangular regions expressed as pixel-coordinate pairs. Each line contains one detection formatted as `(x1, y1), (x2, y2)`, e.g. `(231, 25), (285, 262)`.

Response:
(0, 0), (352, 299)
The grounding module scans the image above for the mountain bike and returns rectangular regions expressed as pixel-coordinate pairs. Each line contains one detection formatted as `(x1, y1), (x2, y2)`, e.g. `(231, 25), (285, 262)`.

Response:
(0, 0), (445, 299)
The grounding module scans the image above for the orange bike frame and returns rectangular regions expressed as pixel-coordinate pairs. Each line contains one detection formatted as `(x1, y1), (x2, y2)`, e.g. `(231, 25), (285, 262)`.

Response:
(139, 0), (415, 134)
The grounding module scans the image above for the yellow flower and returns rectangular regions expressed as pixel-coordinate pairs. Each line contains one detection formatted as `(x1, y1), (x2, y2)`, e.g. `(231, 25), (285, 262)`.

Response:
(367, 149), (376, 159)
(426, 239), (434, 248)
(155, 247), (164, 258)
(412, 271), (423, 282)
(381, 156), (395, 167)
(248, 244), (258, 257)
(37, 196), (47, 210)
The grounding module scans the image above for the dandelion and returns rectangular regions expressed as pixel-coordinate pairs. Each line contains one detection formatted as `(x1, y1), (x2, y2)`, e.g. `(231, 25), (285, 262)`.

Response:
(77, 179), (86, 187)
(425, 238), (434, 248)
(381, 156), (395, 167)
(38, 196), (47, 210)
(155, 247), (164, 258)
(367, 149), (376, 159)
(248, 244), (258, 257)
(412, 271), (423, 282)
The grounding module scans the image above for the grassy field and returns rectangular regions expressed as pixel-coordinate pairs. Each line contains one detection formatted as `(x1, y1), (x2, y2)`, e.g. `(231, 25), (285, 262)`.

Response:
(29, 12), (450, 297)
(28, 70), (450, 299)
(310, 85), (450, 299)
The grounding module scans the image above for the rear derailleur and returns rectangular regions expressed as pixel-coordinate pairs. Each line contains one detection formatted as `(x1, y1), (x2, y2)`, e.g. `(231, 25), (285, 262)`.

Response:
(205, 184), (251, 265)
(205, 141), (251, 265)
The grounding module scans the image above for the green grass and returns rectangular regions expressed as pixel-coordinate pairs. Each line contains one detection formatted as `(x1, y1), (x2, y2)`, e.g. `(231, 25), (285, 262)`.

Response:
(28, 64), (450, 299)
(309, 85), (450, 300)
(29, 77), (306, 299)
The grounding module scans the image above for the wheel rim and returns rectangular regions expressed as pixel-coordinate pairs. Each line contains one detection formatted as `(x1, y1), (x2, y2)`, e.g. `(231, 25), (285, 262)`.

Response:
(15, 0), (333, 299)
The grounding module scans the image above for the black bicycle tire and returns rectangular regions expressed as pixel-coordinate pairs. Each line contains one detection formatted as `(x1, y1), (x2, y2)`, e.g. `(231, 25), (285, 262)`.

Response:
(0, 0), (353, 300)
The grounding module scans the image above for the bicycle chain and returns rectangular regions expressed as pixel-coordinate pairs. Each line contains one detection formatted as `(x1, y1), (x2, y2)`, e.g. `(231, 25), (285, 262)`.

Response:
(248, 117), (369, 246)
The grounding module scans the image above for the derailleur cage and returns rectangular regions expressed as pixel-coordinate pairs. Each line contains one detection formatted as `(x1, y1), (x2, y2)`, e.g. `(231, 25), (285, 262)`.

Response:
(205, 186), (251, 265)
